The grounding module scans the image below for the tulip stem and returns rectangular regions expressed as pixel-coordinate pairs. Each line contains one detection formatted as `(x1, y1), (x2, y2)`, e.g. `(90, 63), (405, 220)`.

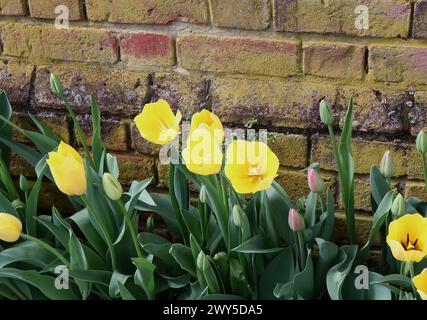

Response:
(59, 94), (94, 169)
(21, 234), (69, 267)
(297, 232), (306, 269)
(421, 154), (427, 192)
(117, 200), (143, 258)
(81, 195), (117, 270)
(409, 262), (417, 296)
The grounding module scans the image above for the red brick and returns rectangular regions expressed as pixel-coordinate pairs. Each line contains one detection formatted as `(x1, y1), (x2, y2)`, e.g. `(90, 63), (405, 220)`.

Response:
(303, 42), (366, 80)
(369, 45), (427, 84)
(28, 0), (83, 20)
(1, 23), (118, 64)
(86, 0), (208, 25)
(120, 32), (175, 68)
(177, 34), (301, 77)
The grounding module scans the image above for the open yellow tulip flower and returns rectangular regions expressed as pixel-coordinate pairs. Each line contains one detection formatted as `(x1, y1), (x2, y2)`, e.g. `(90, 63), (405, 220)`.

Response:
(386, 213), (427, 263)
(225, 140), (279, 194)
(182, 128), (223, 176)
(134, 99), (182, 145)
(47, 141), (87, 196)
(0, 213), (22, 242)
(413, 268), (427, 300)
(189, 109), (224, 144)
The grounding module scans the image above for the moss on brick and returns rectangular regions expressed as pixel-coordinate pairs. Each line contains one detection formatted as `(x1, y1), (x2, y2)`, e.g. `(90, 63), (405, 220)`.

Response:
(0, 0), (26, 15)
(0, 59), (34, 107)
(1, 23), (118, 64)
(210, 0), (270, 30)
(28, 0), (83, 20)
(33, 64), (150, 116)
(177, 34), (301, 77)
(274, 0), (411, 38)
(86, 0), (208, 25)
(269, 133), (308, 168)
(211, 77), (335, 129)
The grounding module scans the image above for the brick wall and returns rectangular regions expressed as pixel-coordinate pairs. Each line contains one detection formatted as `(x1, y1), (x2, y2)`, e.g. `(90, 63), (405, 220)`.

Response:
(1, 0), (427, 244)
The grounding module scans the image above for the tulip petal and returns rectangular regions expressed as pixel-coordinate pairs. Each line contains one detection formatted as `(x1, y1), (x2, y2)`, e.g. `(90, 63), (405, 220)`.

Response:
(134, 99), (181, 145)
(0, 213), (22, 242)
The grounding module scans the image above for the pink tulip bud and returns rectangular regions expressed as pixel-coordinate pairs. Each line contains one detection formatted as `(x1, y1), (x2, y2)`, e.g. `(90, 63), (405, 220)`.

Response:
(288, 208), (305, 232)
(307, 168), (325, 193)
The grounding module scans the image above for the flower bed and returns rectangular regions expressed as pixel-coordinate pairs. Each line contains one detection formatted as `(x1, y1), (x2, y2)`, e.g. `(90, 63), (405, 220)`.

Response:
(0, 75), (426, 300)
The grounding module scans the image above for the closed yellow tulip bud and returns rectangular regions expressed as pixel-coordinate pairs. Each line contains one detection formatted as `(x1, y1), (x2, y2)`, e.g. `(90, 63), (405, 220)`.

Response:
(47, 141), (87, 196)
(0, 213), (22, 242)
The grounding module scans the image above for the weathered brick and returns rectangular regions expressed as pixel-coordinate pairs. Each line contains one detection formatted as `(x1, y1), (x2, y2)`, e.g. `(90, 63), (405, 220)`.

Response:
(311, 135), (410, 176)
(405, 181), (427, 200)
(275, 168), (336, 201)
(38, 182), (75, 214)
(86, 0), (208, 25)
(28, 0), (83, 20)
(274, 0), (411, 38)
(211, 77), (336, 129)
(1, 23), (118, 64)
(33, 64), (150, 116)
(269, 133), (308, 168)
(411, 91), (427, 136)
(414, 0), (427, 38)
(342, 176), (399, 211)
(335, 85), (406, 134)
(13, 112), (70, 143)
(10, 152), (35, 177)
(333, 212), (378, 246)
(120, 32), (175, 68)
(177, 34), (301, 77)
(0, 0), (26, 15)
(0, 59), (34, 108)
(303, 42), (366, 80)
(156, 161), (169, 188)
(131, 122), (162, 155)
(152, 72), (210, 116)
(405, 147), (424, 180)
(117, 153), (155, 184)
(369, 45), (427, 84)
(77, 115), (129, 151)
(210, 0), (270, 30)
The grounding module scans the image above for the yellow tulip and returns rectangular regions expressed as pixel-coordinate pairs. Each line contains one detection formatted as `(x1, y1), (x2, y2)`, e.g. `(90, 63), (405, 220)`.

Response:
(182, 128), (223, 175)
(189, 109), (224, 144)
(386, 213), (427, 263)
(413, 268), (427, 300)
(225, 140), (279, 194)
(134, 99), (182, 145)
(0, 213), (22, 242)
(47, 141), (87, 196)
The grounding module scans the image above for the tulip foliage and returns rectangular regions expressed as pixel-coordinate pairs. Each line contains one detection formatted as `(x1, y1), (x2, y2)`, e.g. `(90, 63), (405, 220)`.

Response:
(0, 75), (425, 300)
